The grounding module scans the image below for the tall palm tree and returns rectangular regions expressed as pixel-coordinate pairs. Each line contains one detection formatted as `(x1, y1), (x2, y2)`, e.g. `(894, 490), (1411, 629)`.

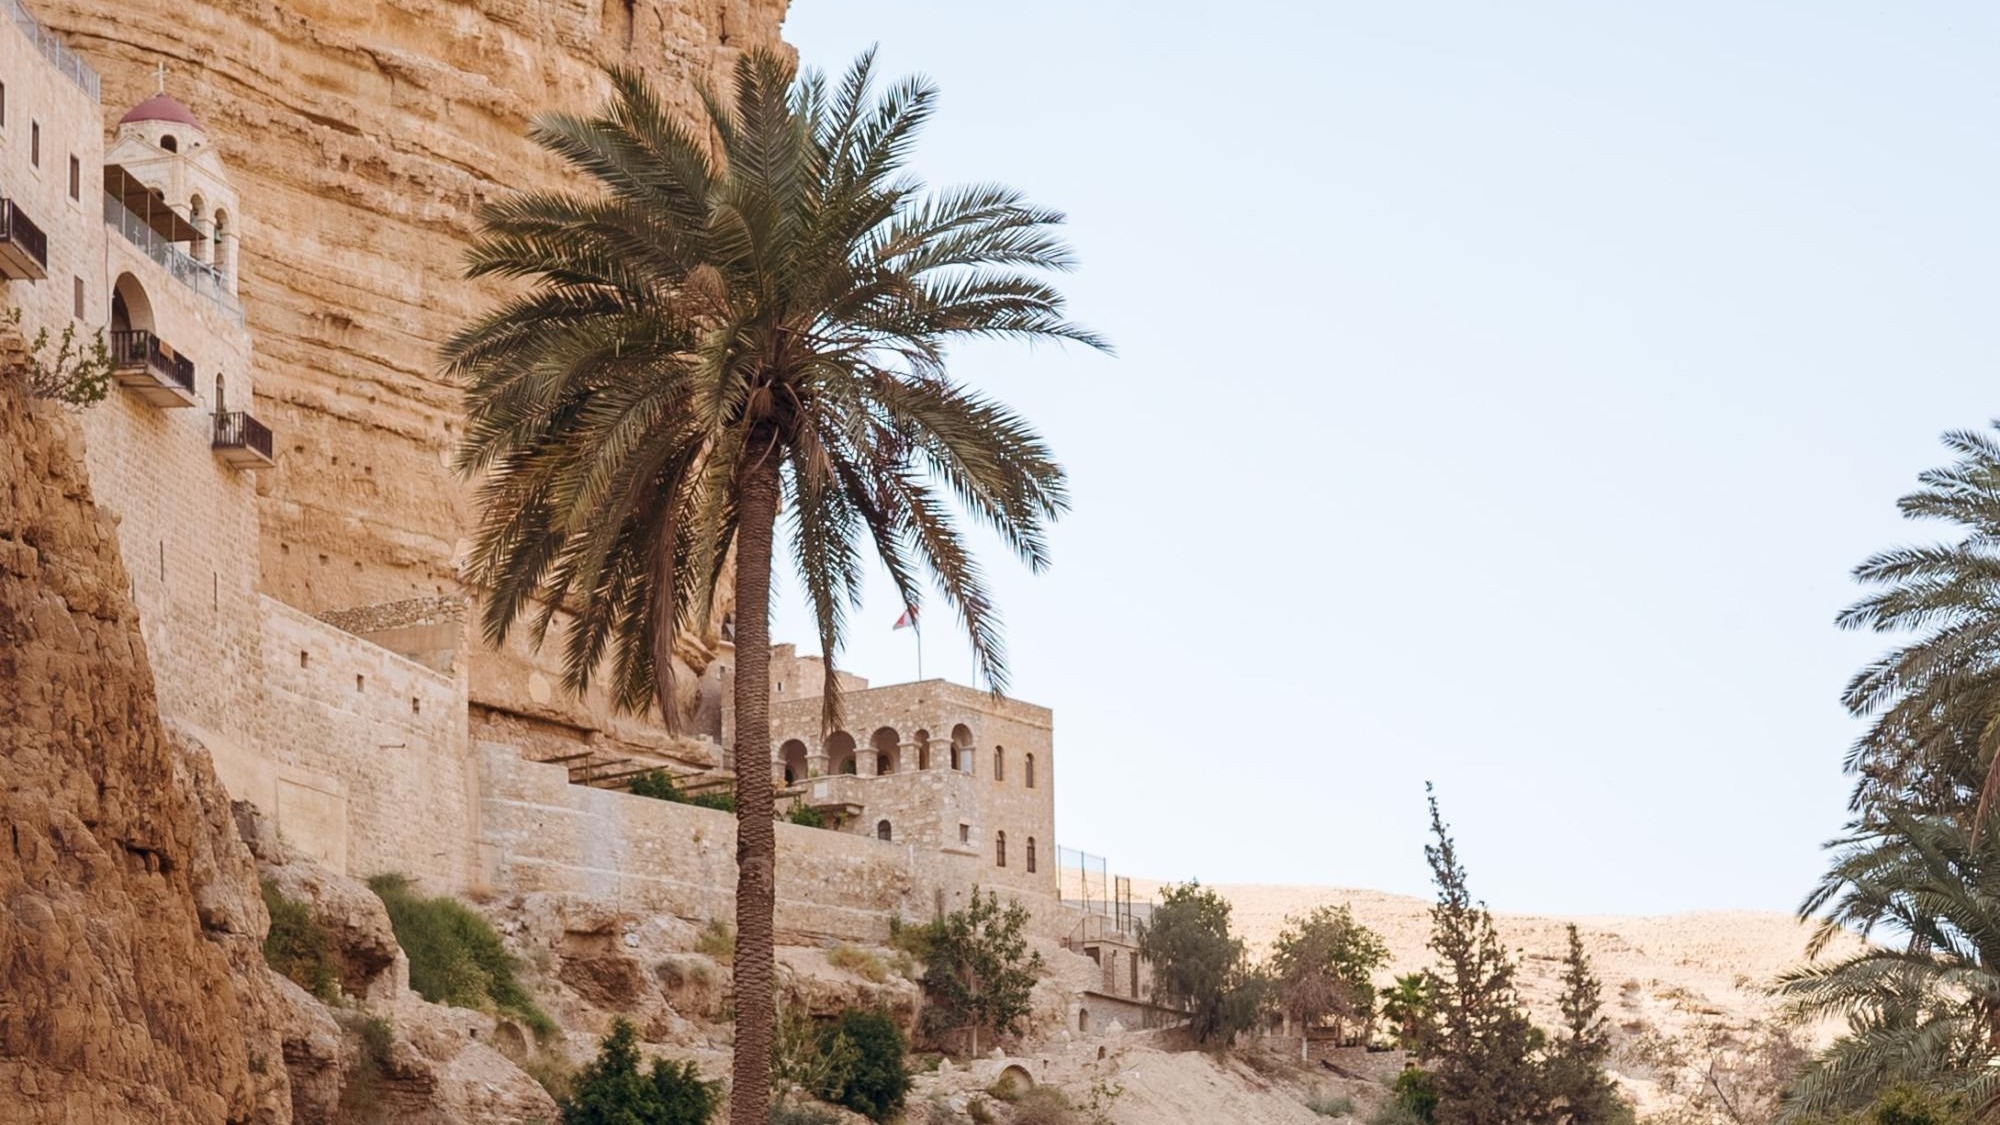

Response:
(444, 50), (1103, 1123)
(1839, 424), (2000, 826)
(1777, 808), (2000, 1121)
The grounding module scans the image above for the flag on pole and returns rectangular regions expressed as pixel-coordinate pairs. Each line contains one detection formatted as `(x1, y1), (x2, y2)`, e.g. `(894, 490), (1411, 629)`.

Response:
(893, 605), (919, 631)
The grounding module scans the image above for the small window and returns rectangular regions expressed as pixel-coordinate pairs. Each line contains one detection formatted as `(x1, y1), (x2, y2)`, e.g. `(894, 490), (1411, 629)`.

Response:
(994, 747), (1005, 782)
(299, 651), (309, 668)
(72, 276), (83, 320)
(876, 820), (891, 842)
(160, 134), (177, 153)
(355, 674), (365, 692)
(1027, 837), (1037, 873)
(995, 831), (1007, 868)
(959, 823), (970, 845)
(1026, 753), (1036, 789)
(67, 155), (78, 200)
(412, 697), (422, 715)
(30, 121), (39, 166)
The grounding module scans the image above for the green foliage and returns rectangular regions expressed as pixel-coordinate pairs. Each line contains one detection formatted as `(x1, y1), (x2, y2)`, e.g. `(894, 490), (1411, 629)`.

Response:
(1416, 789), (1548, 1125)
(629, 770), (736, 813)
(827, 943), (888, 983)
(1859, 1085), (1970, 1125)
(561, 1019), (719, 1125)
(787, 803), (826, 828)
(1391, 1068), (1440, 1124)
(1137, 881), (1269, 1045)
(1380, 974), (1433, 1053)
(695, 920), (734, 962)
(770, 1006), (909, 1122)
(336, 1014), (396, 1121)
(1270, 903), (1389, 1046)
(919, 889), (1046, 1054)
(1542, 924), (1628, 1125)
(11, 308), (112, 408)
(367, 873), (554, 1039)
(261, 877), (340, 1001)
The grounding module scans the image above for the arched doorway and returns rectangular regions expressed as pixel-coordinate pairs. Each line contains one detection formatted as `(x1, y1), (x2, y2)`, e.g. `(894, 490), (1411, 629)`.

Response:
(825, 730), (856, 776)
(914, 729), (931, 770)
(779, 739), (808, 784)
(871, 727), (901, 774)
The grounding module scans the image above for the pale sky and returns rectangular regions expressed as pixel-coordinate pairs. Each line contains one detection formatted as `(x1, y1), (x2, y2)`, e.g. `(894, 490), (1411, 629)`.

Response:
(772, 1), (2000, 916)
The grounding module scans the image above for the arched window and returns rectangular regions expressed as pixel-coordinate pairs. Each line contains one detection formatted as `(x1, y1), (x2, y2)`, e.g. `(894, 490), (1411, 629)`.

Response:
(188, 194), (207, 264)
(160, 134), (178, 153)
(779, 739), (808, 784)
(876, 820), (892, 842)
(994, 746), (1005, 782)
(871, 726), (901, 775)
(1078, 1008), (1089, 1032)
(1026, 837), (1037, 873)
(825, 729), (857, 776)
(213, 373), (225, 413)
(951, 723), (973, 772)
(1026, 753), (1036, 789)
(995, 831), (1007, 868)
(915, 729), (931, 771)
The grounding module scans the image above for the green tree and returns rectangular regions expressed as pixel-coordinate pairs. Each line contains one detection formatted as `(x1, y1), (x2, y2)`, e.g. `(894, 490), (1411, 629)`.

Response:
(446, 50), (1100, 1124)
(1137, 881), (1269, 1045)
(1542, 924), (1627, 1125)
(1381, 973), (1435, 1053)
(1777, 808), (2000, 1121)
(1418, 787), (1547, 1125)
(1269, 903), (1388, 1046)
(822, 1009), (910, 1122)
(562, 1018), (720, 1125)
(919, 889), (1046, 1055)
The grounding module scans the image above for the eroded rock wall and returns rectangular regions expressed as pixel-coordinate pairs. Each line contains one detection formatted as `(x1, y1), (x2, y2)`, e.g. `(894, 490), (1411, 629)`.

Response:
(0, 358), (289, 1124)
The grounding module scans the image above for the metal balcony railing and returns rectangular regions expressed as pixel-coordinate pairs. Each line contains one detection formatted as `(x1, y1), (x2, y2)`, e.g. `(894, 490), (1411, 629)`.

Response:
(109, 329), (195, 396)
(0, 197), (47, 278)
(2, 0), (99, 101)
(212, 410), (274, 467)
(102, 193), (242, 325)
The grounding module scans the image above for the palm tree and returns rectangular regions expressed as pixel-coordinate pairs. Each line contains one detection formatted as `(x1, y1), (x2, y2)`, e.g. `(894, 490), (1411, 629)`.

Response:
(444, 50), (1103, 1123)
(1777, 808), (2000, 1121)
(1839, 424), (2000, 826)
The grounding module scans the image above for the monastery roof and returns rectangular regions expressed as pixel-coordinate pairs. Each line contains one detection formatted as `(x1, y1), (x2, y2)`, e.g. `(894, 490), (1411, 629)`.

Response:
(119, 93), (202, 130)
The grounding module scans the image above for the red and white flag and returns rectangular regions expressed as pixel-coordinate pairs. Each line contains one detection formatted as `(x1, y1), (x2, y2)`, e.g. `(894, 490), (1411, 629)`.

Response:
(893, 605), (919, 631)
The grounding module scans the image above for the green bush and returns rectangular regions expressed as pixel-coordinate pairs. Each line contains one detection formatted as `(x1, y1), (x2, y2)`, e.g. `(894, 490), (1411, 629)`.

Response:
(367, 873), (554, 1039)
(262, 878), (340, 1000)
(630, 770), (736, 813)
(823, 1009), (911, 1122)
(696, 920), (735, 961)
(827, 944), (888, 983)
(561, 1019), (719, 1125)
(787, 803), (826, 828)
(1389, 1068), (1439, 1124)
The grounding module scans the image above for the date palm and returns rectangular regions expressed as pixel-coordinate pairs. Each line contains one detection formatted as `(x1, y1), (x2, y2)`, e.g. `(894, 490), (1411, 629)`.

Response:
(1840, 424), (2000, 826)
(445, 49), (1101, 1123)
(1778, 808), (2000, 1121)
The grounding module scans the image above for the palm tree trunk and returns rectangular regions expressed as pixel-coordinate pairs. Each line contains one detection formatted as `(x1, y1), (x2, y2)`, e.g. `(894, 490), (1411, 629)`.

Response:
(729, 443), (781, 1125)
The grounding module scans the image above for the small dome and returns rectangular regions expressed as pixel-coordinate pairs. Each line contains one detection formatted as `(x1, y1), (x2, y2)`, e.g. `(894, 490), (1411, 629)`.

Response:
(119, 94), (202, 130)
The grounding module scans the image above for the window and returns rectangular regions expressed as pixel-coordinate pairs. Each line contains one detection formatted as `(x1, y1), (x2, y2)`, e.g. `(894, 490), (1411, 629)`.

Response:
(876, 820), (891, 842)
(995, 831), (1007, 868)
(160, 134), (177, 153)
(1026, 753), (1036, 789)
(71, 276), (83, 320)
(959, 823), (970, 845)
(30, 121), (39, 167)
(1026, 837), (1037, 873)
(355, 674), (365, 692)
(994, 747), (1005, 782)
(67, 155), (78, 200)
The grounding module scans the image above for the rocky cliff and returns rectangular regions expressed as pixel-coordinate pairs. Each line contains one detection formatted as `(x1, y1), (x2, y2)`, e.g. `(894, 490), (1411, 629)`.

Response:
(0, 357), (290, 1123)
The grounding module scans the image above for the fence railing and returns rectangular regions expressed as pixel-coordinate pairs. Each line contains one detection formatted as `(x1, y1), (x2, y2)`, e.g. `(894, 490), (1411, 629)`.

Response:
(212, 410), (273, 460)
(110, 329), (194, 395)
(0, 197), (47, 271)
(3, 0), (98, 101)
(102, 193), (243, 325)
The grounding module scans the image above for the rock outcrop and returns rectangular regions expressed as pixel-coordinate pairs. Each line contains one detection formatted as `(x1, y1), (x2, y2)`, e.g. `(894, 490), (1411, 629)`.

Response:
(0, 361), (289, 1123)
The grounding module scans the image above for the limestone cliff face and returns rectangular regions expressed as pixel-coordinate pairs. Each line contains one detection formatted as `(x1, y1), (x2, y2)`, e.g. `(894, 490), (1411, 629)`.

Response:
(38, 0), (783, 728)
(0, 358), (289, 1124)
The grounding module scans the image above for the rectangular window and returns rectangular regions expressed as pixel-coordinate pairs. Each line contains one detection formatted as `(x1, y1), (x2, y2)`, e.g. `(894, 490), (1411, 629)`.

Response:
(72, 276), (82, 319)
(30, 121), (39, 166)
(67, 156), (78, 200)
(958, 823), (970, 845)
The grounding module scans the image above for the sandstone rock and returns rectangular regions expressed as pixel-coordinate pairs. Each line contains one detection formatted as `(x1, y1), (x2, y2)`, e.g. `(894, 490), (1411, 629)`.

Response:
(375, 997), (558, 1125)
(262, 856), (404, 1000)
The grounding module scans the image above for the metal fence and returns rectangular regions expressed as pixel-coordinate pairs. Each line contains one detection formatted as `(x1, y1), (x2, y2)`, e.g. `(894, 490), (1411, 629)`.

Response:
(103, 193), (244, 326)
(4, 0), (99, 101)
(1057, 846), (1149, 935)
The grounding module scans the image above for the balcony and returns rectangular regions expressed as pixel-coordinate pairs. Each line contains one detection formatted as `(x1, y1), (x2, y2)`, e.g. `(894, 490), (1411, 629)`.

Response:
(0, 198), (48, 280)
(109, 329), (197, 407)
(212, 410), (274, 469)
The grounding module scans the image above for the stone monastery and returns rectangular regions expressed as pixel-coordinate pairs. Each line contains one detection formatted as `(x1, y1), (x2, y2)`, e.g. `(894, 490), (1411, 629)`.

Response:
(0, 0), (1158, 1033)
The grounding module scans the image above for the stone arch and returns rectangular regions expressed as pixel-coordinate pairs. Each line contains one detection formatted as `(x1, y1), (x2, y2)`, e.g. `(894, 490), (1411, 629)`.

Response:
(914, 729), (931, 770)
(111, 272), (154, 335)
(951, 723), (974, 773)
(994, 745), (1005, 782)
(876, 819), (892, 842)
(991, 1065), (1035, 1099)
(779, 738), (808, 784)
(825, 729), (856, 776)
(1026, 752), (1036, 789)
(995, 830), (1007, 868)
(212, 207), (234, 288)
(187, 193), (208, 264)
(213, 373), (225, 412)
(871, 726), (901, 775)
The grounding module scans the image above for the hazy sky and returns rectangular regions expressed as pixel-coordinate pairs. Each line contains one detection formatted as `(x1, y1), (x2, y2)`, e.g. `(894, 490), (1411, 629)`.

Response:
(773, 1), (2000, 916)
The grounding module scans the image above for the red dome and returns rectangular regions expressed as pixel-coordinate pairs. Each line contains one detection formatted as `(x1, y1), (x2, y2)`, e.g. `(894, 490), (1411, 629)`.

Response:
(118, 94), (202, 130)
